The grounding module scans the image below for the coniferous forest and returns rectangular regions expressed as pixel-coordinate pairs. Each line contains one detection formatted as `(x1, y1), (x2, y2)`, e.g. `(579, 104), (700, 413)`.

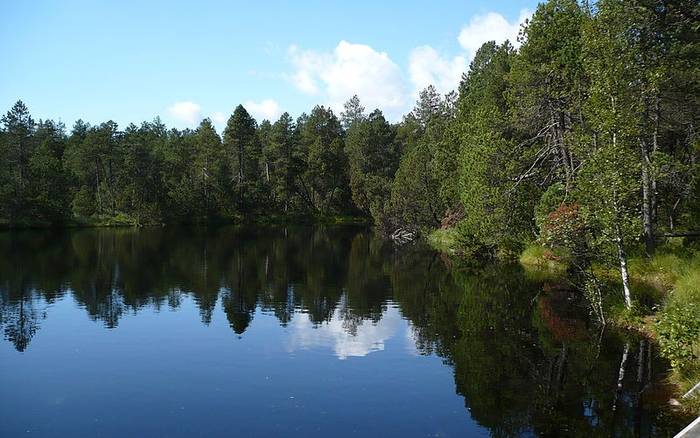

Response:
(1, 0), (700, 423)
(2, 0), (700, 360)
(1, 1), (696, 237)
(2, 1), (698, 245)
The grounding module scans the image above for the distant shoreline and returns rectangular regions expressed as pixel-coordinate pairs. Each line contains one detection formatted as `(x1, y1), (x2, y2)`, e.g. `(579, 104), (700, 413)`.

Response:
(0, 214), (370, 231)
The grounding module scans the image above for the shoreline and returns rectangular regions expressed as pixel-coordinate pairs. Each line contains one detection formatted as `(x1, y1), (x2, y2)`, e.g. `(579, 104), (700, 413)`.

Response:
(427, 229), (700, 415)
(0, 214), (371, 231)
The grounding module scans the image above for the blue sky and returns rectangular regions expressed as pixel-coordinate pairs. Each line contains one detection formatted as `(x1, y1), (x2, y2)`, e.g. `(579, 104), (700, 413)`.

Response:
(1, 0), (538, 130)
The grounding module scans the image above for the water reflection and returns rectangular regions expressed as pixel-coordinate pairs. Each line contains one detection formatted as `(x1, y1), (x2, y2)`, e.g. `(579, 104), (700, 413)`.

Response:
(0, 226), (688, 436)
(287, 302), (405, 359)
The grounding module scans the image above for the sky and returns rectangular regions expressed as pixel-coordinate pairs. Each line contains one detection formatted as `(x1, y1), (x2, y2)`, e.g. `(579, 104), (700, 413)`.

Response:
(1, 0), (538, 131)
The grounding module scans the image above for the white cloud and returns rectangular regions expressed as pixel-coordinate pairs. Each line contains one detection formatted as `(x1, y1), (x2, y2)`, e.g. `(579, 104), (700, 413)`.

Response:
(406, 10), (531, 102)
(287, 41), (407, 119)
(286, 301), (405, 360)
(284, 12), (531, 119)
(458, 9), (532, 58)
(210, 111), (227, 125)
(166, 101), (201, 127)
(287, 45), (327, 95)
(244, 99), (282, 122)
(292, 69), (321, 95)
(408, 46), (467, 96)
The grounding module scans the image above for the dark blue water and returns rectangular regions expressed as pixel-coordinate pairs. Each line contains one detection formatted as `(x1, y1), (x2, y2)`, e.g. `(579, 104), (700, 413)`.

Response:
(0, 226), (688, 437)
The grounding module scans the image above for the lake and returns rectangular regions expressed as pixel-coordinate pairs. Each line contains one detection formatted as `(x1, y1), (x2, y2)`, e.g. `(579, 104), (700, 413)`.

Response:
(0, 226), (690, 437)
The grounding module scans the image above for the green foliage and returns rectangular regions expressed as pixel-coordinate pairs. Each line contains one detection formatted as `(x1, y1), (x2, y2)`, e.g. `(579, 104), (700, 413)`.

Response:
(299, 106), (349, 214)
(193, 118), (227, 219)
(454, 42), (537, 252)
(340, 94), (366, 129)
(29, 120), (71, 222)
(519, 244), (567, 273)
(0, 100), (35, 221)
(264, 113), (305, 212)
(657, 303), (700, 371)
(72, 185), (95, 218)
(508, 0), (587, 124)
(0, 0), (698, 294)
(389, 142), (441, 230)
(388, 86), (458, 232)
(534, 183), (566, 231)
(345, 108), (399, 219)
(576, 141), (641, 253)
(224, 105), (264, 215)
(426, 228), (461, 254)
(160, 128), (198, 221)
(120, 120), (167, 223)
(653, 252), (700, 372)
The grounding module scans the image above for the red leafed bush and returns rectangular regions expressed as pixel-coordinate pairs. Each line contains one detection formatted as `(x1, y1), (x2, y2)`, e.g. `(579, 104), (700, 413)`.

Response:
(540, 203), (588, 253)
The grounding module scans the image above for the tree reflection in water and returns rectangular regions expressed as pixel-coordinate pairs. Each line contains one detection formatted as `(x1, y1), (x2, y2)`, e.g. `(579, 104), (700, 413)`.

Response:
(0, 226), (688, 436)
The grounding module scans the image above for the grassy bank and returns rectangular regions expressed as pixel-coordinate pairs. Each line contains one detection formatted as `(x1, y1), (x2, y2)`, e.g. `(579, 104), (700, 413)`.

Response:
(0, 214), (141, 229)
(646, 253), (700, 410)
(426, 228), (461, 254)
(425, 228), (699, 411)
(518, 241), (700, 411)
(0, 213), (370, 230)
(519, 244), (568, 273)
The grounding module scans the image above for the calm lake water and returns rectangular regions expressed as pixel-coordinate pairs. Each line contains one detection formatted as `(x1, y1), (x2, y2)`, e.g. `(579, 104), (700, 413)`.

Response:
(0, 226), (690, 437)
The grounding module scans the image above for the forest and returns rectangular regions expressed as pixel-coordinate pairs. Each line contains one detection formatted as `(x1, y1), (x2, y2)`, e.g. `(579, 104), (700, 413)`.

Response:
(1, 0), (699, 396)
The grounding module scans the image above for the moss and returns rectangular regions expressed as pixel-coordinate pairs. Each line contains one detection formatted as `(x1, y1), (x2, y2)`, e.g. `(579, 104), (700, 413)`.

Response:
(70, 214), (145, 228)
(427, 228), (461, 254)
(519, 244), (568, 273)
(315, 215), (371, 225)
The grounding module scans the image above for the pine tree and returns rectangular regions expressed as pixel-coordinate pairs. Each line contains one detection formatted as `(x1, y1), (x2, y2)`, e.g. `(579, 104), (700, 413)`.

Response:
(224, 105), (261, 215)
(340, 95), (366, 129)
(455, 42), (534, 252)
(265, 113), (302, 212)
(345, 108), (399, 219)
(1, 100), (35, 222)
(193, 119), (226, 219)
(300, 106), (349, 213)
(29, 119), (70, 222)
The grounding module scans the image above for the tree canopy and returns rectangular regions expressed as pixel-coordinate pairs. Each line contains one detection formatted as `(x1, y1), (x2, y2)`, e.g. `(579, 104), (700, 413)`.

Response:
(1, 0), (698, 311)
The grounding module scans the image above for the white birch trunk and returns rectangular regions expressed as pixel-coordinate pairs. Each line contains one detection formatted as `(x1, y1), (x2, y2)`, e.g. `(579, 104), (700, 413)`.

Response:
(614, 221), (633, 310)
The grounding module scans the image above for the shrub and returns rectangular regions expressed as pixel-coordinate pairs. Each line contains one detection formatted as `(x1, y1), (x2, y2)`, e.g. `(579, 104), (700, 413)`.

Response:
(71, 185), (95, 217)
(657, 303), (700, 371)
(540, 203), (588, 258)
(535, 182), (566, 231)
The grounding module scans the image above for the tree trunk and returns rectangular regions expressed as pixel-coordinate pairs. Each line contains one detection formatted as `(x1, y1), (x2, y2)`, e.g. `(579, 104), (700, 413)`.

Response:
(202, 159), (209, 218)
(615, 222), (633, 310)
(641, 140), (655, 256)
(238, 144), (244, 212)
(552, 113), (572, 187)
(560, 112), (575, 179)
(669, 197), (681, 231)
(651, 97), (659, 228)
(95, 160), (101, 214)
